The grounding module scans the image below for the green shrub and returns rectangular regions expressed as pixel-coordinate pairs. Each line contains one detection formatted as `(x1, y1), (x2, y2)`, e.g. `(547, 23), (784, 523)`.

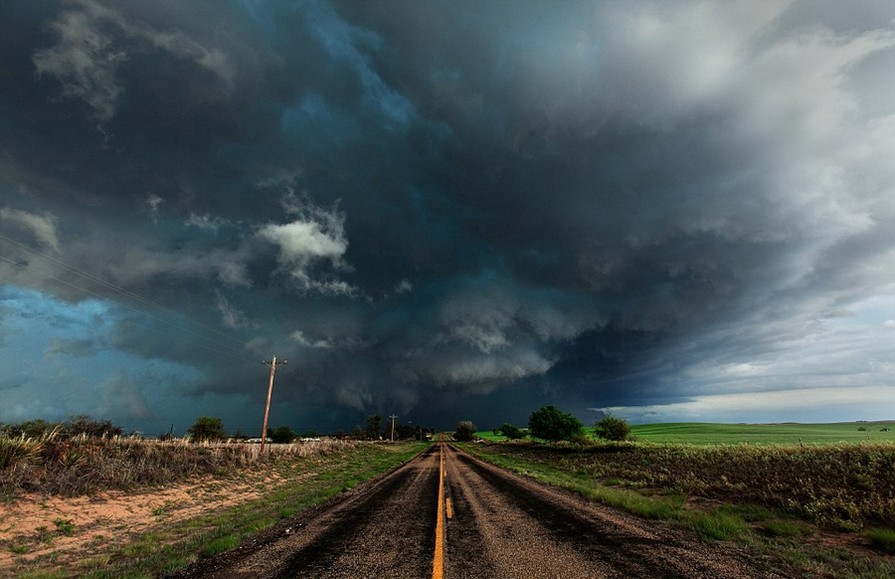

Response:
(595, 415), (631, 441)
(499, 423), (524, 439)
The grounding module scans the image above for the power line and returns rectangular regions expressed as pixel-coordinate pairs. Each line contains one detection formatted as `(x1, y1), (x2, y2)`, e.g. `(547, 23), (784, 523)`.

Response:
(0, 235), (247, 359)
(0, 233), (244, 346)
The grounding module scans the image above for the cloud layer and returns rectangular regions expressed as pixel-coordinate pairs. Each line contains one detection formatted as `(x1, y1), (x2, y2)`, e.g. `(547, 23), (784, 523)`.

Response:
(1, 0), (894, 433)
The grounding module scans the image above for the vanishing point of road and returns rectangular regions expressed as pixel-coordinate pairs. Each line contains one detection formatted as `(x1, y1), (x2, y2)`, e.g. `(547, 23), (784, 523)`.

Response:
(172, 441), (786, 578)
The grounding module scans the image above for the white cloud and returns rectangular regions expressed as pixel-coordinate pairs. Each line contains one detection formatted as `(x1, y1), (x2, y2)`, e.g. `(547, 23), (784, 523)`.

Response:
(885, 320), (895, 330)
(602, 385), (895, 423)
(259, 220), (346, 262)
(257, 201), (354, 294)
(0, 208), (60, 251)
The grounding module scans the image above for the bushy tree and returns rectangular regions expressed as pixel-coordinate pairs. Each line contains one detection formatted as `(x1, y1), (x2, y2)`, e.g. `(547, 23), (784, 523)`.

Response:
(365, 414), (382, 440)
(269, 425), (297, 444)
(595, 415), (631, 441)
(499, 423), (524, 440)
(528, 406), (583, 442)
(454, 421), (477, 441)
(187, 416), (226, 441)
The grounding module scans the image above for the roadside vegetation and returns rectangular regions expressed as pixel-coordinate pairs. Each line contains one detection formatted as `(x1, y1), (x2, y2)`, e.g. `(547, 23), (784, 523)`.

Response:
(0, 418), (353, 500)
(1, 414), (434, 500)
(463, 416), (895, 578)
(1, 415), (428, 578)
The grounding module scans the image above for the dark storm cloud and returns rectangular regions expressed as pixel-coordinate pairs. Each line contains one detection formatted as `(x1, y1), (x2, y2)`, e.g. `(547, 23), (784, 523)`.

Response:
(2, 0), (894, 432)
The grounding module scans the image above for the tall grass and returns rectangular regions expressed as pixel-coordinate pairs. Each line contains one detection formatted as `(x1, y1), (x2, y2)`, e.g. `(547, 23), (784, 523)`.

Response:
(0, 435), (357, 499)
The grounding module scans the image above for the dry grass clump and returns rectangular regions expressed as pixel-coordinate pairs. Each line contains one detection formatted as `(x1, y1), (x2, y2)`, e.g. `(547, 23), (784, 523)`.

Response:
(0, 435), (356, 499)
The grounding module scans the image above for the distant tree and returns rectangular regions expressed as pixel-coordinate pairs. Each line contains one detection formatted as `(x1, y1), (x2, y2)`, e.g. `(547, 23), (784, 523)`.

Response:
(352, 425), (365, 439)
(65, 415), (123, 438)
(454, 421), (477, 441)
(301, 429), (318, 439)
(528, 406), (583, 442)
(269, 425), (297, 444)
(187, 416), (226, 442)
(365, 414), (382, 440)
(499, 423), (524, 440)
(595, 415), (631, 441)
(2, 419), (60, 439)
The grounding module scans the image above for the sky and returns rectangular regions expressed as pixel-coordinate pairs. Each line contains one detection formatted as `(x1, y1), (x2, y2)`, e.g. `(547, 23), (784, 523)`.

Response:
(1, 0), (894, 436)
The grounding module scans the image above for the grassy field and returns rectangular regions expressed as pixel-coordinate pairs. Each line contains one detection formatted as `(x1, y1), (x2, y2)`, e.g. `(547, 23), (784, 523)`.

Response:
(477, 420), (895, 445)
(461, 422), (895, 578)
(629, 421), (895, 445)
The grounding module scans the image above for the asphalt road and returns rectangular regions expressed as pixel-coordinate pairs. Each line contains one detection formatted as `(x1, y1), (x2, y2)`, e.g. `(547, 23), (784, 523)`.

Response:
(172, 442), (786, 578)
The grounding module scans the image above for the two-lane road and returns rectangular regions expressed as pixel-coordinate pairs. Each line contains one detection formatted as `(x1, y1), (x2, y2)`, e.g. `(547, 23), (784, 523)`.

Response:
(174, 442), (783, 578)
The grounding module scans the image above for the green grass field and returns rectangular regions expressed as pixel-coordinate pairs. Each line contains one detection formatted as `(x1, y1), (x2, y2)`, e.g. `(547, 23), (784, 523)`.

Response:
(628, 421), (895, 445)
(477, 421), (895, 445)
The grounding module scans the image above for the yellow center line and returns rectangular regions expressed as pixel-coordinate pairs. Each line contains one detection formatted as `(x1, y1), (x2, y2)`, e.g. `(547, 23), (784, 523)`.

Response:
(432, 438), (445, 579)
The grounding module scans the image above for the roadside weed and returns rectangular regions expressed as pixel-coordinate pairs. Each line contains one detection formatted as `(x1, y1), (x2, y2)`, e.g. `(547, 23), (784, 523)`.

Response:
(53, 518), (75, 536)
(866, 527), (895, 554)
(760, 519), (807, 538)
(685, 510), (748, 541)
(200, 534), (240, 557)
(8, 542), (30, 554)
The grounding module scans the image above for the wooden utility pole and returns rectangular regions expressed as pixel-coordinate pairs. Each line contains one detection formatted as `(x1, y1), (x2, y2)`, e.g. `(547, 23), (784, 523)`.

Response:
(260, 356), (286, 453)
(389, 414), (397, 442)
